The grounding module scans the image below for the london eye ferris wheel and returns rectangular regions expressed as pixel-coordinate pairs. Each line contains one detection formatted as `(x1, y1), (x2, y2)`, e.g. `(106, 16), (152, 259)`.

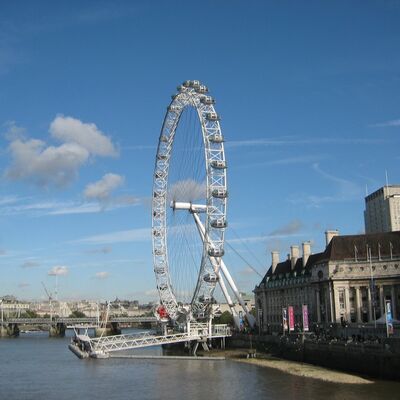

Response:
(151, 80), (255, 329)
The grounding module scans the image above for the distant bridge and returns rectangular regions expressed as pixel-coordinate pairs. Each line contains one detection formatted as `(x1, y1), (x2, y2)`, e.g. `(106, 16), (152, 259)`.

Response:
(1, 316), (157, 326)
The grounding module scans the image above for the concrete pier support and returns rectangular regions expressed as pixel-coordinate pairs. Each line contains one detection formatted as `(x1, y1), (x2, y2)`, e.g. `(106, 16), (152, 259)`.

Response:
(49, 323), (66, 337)
(0, 325), (8, 337)
(0, 324), (20, 337)
(94, 323), (121, 337)
(94, 327), (112, 337)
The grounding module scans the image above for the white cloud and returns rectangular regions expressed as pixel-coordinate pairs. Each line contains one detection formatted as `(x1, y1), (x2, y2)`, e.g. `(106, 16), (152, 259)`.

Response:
(168, 179), (206, 202)
(3, 200), (71, 214)
(86, 246), (112, 254)
(3, 121), (26, 140)
(48, 265), (69, 276)
(50, 115), (118, 157)
(370, 119), (400, 128)
(94, 271), (109, 279)
(47, 202), (102, 215)
(239, 266), (257, 276)
(111, 195), (141, 206)
(0, 199), (86, 216)
(84, 173), (124, 201)
(47, 199), (140, 215)
(0, 196), (19, 206)
(18, 282), (30, 288)
(21, 260), (40, 268)
(123, 144), (156, 151)
(227, 137), (387, 148)
(4, 116), (118, 188)
(288, 163), (362, 207)
(239, 155), (327, 170)
(227, 232), (303, 244)
(73, 227), (150, 244)
(270, 220), (304, 236)
(5, 139), (89, 187)
(0, 197), (139, 217)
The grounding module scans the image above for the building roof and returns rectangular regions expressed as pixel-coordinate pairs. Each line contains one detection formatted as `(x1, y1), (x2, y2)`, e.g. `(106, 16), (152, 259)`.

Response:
(326, 231), (400, 261)
(365, 185), (400, 201)
(258, 231), (400, 286)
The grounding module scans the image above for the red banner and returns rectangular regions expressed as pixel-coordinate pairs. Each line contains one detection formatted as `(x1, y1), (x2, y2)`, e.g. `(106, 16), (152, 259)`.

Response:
(288, 306), (295, 331)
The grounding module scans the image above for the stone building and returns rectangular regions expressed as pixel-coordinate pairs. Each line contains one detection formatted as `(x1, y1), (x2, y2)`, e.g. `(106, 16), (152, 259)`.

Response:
(365, 185), (400, 233)
(254, 231), (400, 333)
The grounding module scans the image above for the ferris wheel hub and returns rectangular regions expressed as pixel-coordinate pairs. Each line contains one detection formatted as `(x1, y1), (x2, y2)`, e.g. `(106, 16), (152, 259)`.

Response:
(170, 201), (207, 213)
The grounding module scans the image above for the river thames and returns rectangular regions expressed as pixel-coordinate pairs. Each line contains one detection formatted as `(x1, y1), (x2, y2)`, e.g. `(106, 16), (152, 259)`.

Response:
(1, 331), (399, 400)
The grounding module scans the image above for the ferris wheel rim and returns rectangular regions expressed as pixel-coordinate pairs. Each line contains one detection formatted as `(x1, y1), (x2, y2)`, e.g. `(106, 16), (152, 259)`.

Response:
(151, 80), (227, 322)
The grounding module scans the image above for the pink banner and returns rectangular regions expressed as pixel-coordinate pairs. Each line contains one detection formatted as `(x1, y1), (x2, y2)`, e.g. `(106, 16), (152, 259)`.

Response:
(302, 304), (309, 332)
(288, 306), (295, 331)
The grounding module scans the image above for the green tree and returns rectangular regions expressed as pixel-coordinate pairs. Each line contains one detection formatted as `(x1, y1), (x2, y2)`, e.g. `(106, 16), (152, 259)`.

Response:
(213, 311), (233, 325)
(23, 309), (39, 318)
(69, 310), (86, 318)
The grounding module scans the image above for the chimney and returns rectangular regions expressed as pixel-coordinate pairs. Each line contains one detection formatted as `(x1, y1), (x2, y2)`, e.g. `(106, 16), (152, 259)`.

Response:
(271, 251), (279, 274)
(325, 230), (339, 247)
(302, 241), (311, 267)
(290, 245), (299, 270)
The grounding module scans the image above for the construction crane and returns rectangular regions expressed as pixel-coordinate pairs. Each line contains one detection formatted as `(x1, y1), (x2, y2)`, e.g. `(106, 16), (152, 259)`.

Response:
(41, 282), (53, 321)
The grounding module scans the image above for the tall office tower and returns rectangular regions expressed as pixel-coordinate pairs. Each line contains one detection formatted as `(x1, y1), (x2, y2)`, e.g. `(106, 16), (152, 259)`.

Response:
(364, 185), (400, 233)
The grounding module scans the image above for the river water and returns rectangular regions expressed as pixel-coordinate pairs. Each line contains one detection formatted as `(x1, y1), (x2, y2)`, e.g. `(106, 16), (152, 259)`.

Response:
(0, 330), (399, 400)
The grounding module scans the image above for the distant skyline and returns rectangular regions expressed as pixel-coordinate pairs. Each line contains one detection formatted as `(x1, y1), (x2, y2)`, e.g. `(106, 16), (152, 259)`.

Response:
(1, 1), (400, 301)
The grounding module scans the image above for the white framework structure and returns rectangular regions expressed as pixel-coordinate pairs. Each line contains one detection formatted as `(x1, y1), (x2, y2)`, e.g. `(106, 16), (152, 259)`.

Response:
(152, 80), (255, 328)
(69, 323), (232, 358)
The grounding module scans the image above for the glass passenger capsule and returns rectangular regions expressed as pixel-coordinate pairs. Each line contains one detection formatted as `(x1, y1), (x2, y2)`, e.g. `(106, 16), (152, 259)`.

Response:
(210, 160), (226, 169)
(154, 248), (165, 256)
(209, 134), (224, 143)
(195, 85), (208, 94)
(200, 96), (215, 105)
(210, 218), (227, 228)
(211, 188), (228, 198)
(168, 105), (180, 113)
(206, 112), (220, 121)
(198, 295), (213, 303)
(203, 273), (218, 283)
(208, 248), (225, 257)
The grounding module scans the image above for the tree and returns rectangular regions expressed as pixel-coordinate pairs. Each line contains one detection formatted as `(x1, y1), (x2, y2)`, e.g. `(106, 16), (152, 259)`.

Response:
(23, 309), (39, 318)
(69, 310), (86, 318)
(213, 311), (233, 325)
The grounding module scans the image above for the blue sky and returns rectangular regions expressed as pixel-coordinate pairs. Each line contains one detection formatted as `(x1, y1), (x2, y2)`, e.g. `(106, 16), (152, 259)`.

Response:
(0, 0), (399, 302)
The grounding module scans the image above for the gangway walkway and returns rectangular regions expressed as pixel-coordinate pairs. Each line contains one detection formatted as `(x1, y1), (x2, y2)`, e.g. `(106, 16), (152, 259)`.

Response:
(69, 323), (231, 359)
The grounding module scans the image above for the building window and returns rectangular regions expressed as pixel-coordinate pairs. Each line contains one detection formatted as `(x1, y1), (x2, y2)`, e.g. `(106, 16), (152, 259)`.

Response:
(338, 289), (346, 312)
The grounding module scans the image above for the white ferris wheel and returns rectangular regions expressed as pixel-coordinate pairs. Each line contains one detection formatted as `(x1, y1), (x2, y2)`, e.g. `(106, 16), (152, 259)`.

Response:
(152, 80), (255, 329)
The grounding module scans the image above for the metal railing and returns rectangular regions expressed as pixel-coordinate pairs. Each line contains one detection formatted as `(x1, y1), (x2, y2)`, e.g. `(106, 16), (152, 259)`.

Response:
(84, 323), (232, 354)
(91, 332), (196, 353)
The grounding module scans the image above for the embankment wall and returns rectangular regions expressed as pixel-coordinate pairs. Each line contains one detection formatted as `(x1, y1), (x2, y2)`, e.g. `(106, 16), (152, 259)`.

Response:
(229, 334), (400, 380)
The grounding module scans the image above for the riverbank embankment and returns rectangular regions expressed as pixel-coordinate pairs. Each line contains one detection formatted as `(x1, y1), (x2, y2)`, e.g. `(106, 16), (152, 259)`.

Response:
(201, 349), (372, 384)
(227, 334), (400, 380)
